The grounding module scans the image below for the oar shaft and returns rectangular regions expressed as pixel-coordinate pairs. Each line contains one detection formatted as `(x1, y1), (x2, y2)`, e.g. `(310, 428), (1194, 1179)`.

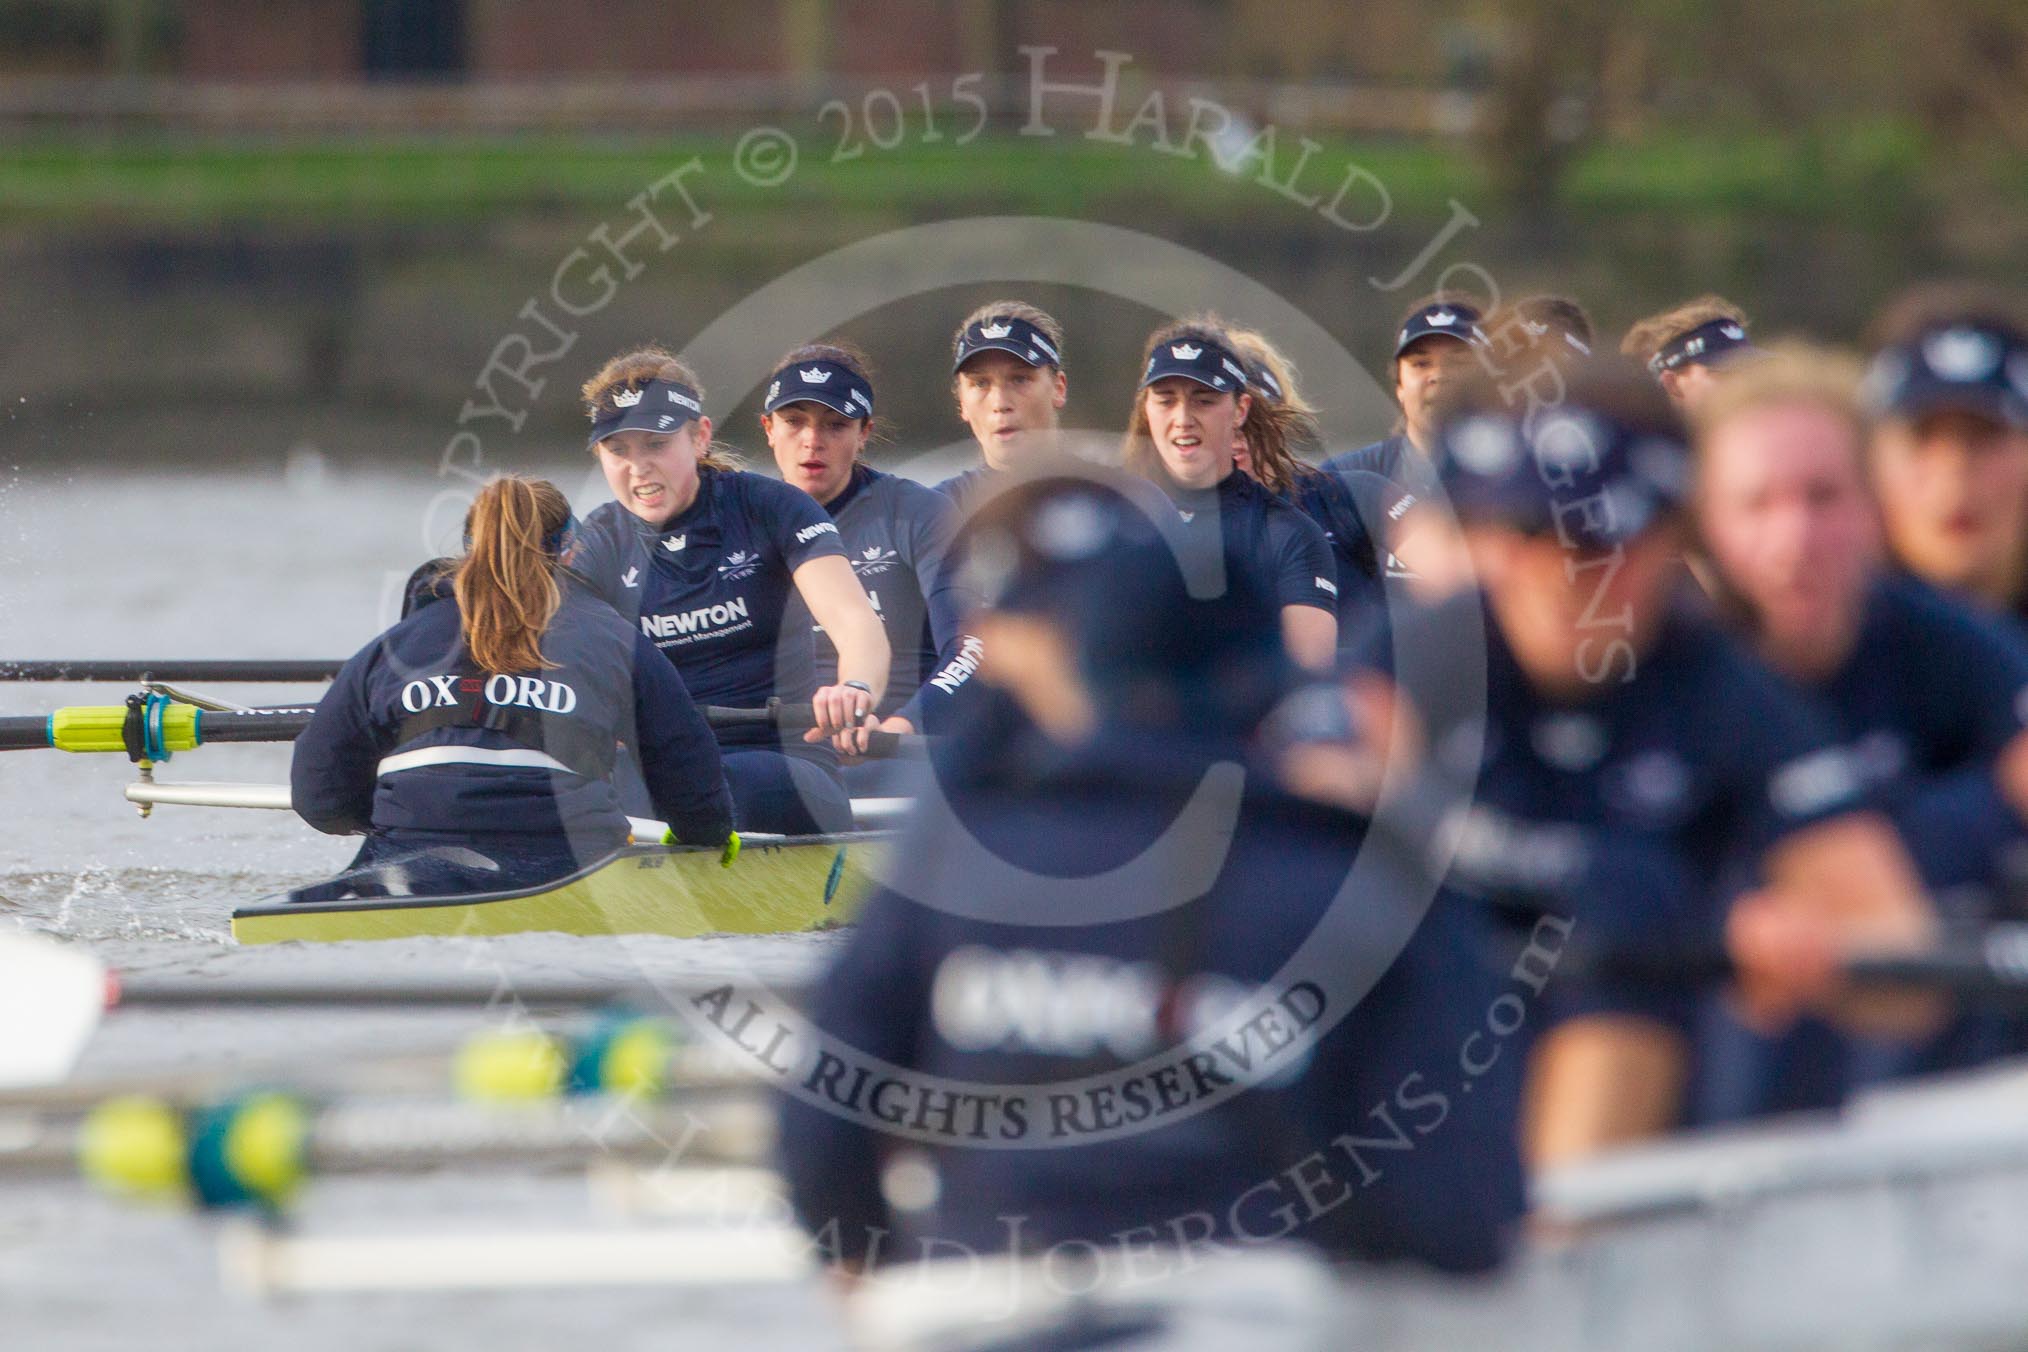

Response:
(5, 701), (921, 756)
(1572, 926), (2028, 1006)
(0, 1096), (768, 1183)
(0, 660), (342, 683)
(110, 977), (673, 1009)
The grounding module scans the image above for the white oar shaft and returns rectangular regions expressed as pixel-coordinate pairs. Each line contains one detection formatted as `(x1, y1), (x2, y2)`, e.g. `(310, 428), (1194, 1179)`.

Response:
(119, 785), (689, 844)
(124, 781), (290, 810)
(124, 780), (913, 829)
(218, 1218), (810, 1295)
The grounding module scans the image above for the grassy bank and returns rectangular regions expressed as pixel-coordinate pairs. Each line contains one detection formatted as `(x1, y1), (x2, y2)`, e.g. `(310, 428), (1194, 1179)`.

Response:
(0, 124), (2000, 229)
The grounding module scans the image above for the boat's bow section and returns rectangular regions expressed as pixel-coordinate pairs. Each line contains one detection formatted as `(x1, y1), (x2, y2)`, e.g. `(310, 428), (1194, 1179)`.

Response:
(230, 834), (889, 944)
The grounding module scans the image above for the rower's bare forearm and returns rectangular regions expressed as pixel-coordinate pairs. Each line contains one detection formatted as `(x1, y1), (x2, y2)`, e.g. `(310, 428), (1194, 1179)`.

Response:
(833, 614), (891, 706)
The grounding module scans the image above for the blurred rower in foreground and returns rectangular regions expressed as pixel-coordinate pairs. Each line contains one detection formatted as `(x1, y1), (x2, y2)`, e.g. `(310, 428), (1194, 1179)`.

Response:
(1123, 316), (1340, 670)
(1621, 294), (1758, 414)
(1344, 361), (1939, 1167)
(1863, 286), (2028, 621)
(779, 472), (1523, 1350)
(1691, 344), (2028, 1119)
(292, 477), (734, 900)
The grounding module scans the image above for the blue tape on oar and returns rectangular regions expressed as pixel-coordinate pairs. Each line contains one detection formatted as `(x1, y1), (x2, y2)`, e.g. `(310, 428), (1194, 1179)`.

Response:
(567, 1014), (675, 1098)
(184, 1091), (308, 1211)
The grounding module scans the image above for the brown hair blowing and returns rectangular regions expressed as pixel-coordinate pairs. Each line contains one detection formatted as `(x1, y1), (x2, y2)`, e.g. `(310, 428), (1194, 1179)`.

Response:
(1226, 325), (1324, 498)
(581, 345), (743, 471)
(455, 475), (572, 673)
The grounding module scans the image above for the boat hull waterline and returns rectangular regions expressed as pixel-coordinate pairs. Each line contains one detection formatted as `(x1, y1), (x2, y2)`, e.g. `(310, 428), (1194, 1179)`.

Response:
(230, 834), (889, 945)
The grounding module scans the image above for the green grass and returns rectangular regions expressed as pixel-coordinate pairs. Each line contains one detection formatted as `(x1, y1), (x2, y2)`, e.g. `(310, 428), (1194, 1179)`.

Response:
(0, 124), (1996, 228)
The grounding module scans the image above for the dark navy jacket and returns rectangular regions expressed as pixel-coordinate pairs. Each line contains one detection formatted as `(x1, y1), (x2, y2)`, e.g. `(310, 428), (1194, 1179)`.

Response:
(1360, 593), (1870, 1028)
(1285, 466), (1413, 640)
(1165, 470), (1338, 619)
(778, 706), (1524, 1274)
(573, 467), (850, 755)
(292, 581), (733, 851)
(798, 464), (979, 729)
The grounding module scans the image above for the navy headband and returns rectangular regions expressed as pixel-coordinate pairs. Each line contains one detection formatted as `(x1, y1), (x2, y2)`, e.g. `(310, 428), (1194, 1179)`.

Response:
(762, 359), (874, 420)
(1648, 318), (1754, 376)
(1245, 359), (1285, 404)
(587, 378), (705, 446)
(1141, 336), (1251, 393)
(953, 315), (1062, 373)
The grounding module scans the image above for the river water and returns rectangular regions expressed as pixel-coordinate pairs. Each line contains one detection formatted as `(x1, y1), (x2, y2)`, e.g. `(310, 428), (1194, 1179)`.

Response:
(0, 464), (857, 1349)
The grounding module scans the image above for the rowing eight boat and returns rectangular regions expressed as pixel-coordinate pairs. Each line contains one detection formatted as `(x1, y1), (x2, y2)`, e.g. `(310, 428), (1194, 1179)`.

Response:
(230, 833), (889, 945)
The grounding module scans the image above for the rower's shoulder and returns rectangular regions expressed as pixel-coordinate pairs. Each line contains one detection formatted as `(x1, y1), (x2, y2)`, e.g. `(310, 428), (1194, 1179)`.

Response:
(932, 465), (994, 507)
(721, 466), (823, 516)
(577, 500), (641, 548)
(883, 468), (957, 509)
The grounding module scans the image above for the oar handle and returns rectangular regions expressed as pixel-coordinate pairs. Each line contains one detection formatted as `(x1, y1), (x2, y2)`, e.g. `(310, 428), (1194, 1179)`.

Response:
(188, 709), (318, 743)
(699, 701), (921, 758)
(1570, 925), (2028, 1006)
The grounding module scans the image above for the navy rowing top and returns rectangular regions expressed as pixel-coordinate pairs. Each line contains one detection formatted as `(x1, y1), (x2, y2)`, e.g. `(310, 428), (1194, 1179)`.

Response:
(1323, 434), (1432, 495)
(574, 466), (849, 752)
(1284, 465), (1413, 639)
(1163, 469), (1338, 617)
(932, 464), (1003, 517)
(1360, 591), (1869, 1028)
(1691, 574), (2028, 1121)
(796, 464), (977, 728)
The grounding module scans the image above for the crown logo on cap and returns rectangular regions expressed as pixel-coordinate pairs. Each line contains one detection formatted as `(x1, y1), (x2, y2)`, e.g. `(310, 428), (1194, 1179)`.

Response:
(1925, 328), (2001, 383)
(979, 320), (1013, 339)
(799, 367), (833, 384)
(1426, 309), (1458, 327)
(1720, 323), (1746, 340)
(1171, 343), (1203, 360)
(612, 387), (644, 408)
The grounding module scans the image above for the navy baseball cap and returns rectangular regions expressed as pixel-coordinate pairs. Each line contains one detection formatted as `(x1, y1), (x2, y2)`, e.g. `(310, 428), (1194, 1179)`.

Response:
(762, 358), (874, 420)
(587, 378), (704, 446)
(1396, 301), (1486, 357)
(1436, 396), (1690, 547)
(953, 315), (1061, 373)
(1140, 335), (1252, 393)
(1864, 320), (2028, 431)
(1648, 317), (1755, 377)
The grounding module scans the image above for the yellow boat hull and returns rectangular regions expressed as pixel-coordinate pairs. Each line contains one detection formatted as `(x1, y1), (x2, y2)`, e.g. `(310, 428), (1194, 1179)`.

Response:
(230, 834), (887, 945)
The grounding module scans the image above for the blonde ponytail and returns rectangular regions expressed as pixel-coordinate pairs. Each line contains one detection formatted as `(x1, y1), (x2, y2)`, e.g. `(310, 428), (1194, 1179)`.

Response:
(454, 476), (572, 673)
